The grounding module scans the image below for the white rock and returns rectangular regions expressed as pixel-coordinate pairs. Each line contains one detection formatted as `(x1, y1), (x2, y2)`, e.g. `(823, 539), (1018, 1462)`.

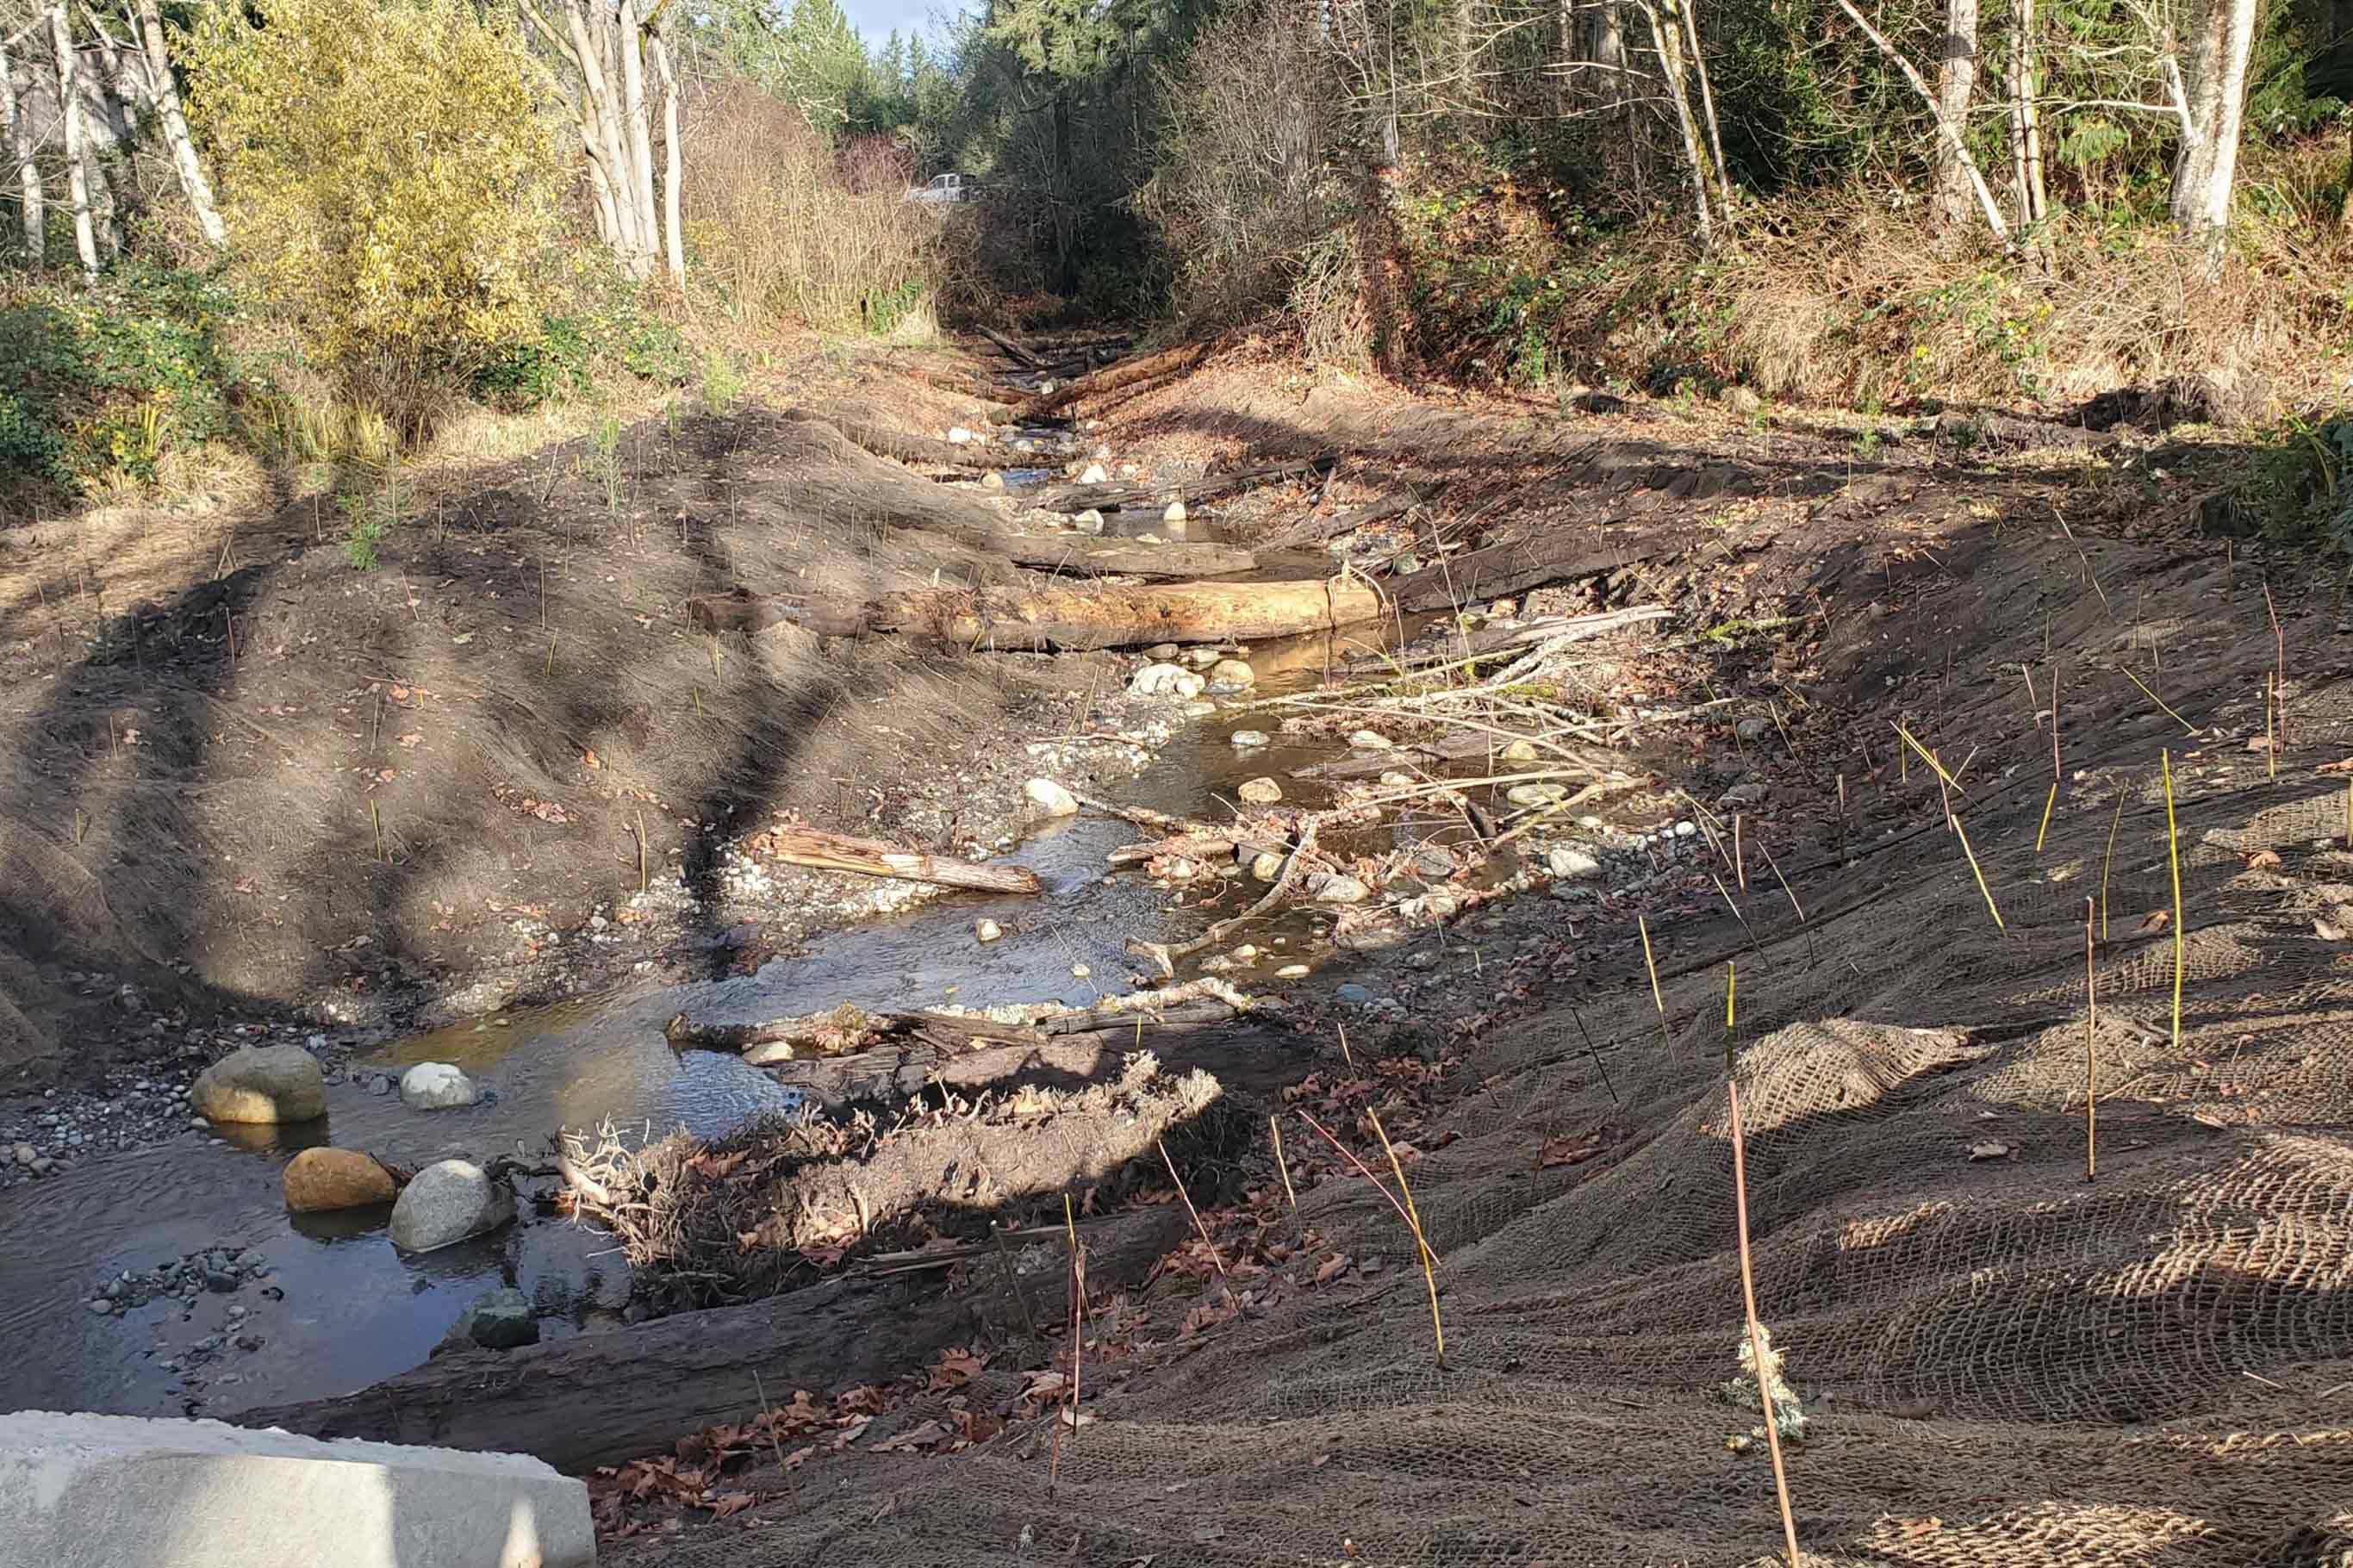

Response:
(975, 919), (1003, 943)
(1079, 463), (1109, 484)
(1275, 964), (1310, 979)
(1250, 851), (1286, 880)
(1236, 777), (1284, 805)
(1548, 847), (1603, 880)
(1501, 739), (1540, 762)
(1674, 819), (1698, 837)
(1312, 874), (1371, 904)
(1163, 500), (1187, 524)
(1023, 778), (1080, 817)
(948, 426), (975, 445)
(1071, 964), (1091, 979)
(0, 1411), (593, 1568)
(1128, 662), (1192, 696)
(1231, 945), (1258, 960)
(1074, 508), (1105, 536)
(388, 1160), (515, 1253)
(1207, 659), (1256, 690)
(1380, 770), (1416, 786)
(1348, 731), (1395, 751)
(980, 470), (1005, 490)
(1506, 784), (1568, 807)
(398, 1061), (478, 1111)
(1229, 730), (1270, 749)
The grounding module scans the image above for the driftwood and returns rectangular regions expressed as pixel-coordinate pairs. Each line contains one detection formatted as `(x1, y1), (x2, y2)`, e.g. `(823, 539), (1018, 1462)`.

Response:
(1291, 729), (1639, 782)
(1336, 605), (1671, 677)
(1106, 831), (1236, 868)
(230, 1203), (1188, 1473)
(996, 538), (1258, 580)
(1391, 529), (1684, 611)
(1030, 456), (1335, 516)
(898, 365), (1023, 405)
(687, 588), (870, 639)
(1019, 341), (1211, 419)
(764, 827), (1042, 894)
(1130, 818), (1317, 977)
(826, 414), (1001, 471)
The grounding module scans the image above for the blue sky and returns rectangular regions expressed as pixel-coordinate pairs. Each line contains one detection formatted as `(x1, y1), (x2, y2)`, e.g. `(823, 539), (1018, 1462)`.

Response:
(846, 0), (961, 47)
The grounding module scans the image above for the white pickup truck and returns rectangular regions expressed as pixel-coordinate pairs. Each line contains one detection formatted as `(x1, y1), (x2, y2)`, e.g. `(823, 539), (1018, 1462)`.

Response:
(902, 172), (976, 205)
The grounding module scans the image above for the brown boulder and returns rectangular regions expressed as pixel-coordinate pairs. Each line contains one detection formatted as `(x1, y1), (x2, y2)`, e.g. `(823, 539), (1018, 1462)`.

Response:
(283, 1147), (401, 1212)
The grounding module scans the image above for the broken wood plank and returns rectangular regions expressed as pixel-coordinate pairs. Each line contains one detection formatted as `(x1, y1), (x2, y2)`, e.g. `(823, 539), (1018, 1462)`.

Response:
(1018, 341), (1211, 419)
(1030, 456), (1334, 515)
(1391, 529), (1684, 612)
(1336, 605), (1671, 676)
(996, 537), (1257, 580)
(231, 1204), (1187, 1472)
(761, 827), (1041, 894)
(977, 325), (1048, 370)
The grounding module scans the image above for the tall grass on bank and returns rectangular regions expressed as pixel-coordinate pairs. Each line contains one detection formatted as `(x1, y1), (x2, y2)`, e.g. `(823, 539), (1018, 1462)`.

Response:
(688, 88), (943, 338)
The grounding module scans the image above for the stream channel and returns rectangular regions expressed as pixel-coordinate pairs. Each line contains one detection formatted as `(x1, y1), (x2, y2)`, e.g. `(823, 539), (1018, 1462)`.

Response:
(1, 616), (1479, 1424)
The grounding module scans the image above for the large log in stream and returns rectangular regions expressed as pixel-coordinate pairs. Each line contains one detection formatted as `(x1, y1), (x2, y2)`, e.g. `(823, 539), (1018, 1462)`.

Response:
(1030, 455), (1334, 515)
(1391, 528), (1688, 611)
(1018, 341), (1211, 419)
(931, 576), (1382, 650)
(231, 1203), (1186, 1473)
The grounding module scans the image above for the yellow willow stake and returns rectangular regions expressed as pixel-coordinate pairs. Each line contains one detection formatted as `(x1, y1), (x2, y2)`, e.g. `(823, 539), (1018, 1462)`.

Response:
(2083, 895), (2098, 1185)
(2035, 781), (2059, 854)
(1723, 961), (1737, 1071)
(2118, 664), (2199, 737)
(2163, 750), (2184, 1049)
(1893, 722), (1966, 797)
(1951, 812), (2004, 928)
(1367, 1108), (1444, 1368)
(1269, 1115), (1298, 1223)
(2265, 671), (2277, 782)
(1640, 914), (1671, 1048)
(1727, 1080), (1805, 1568)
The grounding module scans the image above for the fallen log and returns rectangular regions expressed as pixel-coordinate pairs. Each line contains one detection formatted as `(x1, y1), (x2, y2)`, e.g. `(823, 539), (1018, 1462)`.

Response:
(920, 576), (1383, 651)
(1391, 528), (1684, 611)
(687, 588), (873, 639)
(825, 414), (1001, 471)
(897, 365), (1024, 405)
(995, 537), (1258, 579)
(759, 827), (1042, 894)
(1019, 341), (1211, 420)
(230, 1203), (1188, 1472)
(1030, 456), (1335, 515)
(1106, 831), (1236, 868)
(1130, 818), (1317, 977)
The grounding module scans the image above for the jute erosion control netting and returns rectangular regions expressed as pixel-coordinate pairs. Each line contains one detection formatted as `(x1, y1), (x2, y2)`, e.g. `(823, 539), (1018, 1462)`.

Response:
(624, 528), (2353, 1565)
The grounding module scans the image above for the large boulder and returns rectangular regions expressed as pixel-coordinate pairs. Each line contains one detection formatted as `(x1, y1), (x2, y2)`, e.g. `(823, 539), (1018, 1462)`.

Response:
(1023, 779), (1080, 818)
(283, 1148), (400, 1212)
(191, 1045), (326, 1125)
(388, 1160), (515, 1254)
(398, 1061), (478, 1111)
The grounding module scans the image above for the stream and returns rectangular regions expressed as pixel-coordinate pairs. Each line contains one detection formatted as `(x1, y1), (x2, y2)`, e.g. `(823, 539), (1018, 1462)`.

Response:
(0, 619), (1456, 1422)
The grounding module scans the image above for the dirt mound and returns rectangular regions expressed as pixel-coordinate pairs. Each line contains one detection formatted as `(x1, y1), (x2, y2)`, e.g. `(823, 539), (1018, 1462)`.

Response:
(0, 400), (1105, 1086)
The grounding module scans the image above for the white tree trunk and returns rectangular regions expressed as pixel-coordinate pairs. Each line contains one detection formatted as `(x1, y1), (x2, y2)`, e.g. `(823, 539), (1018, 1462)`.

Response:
(615, 0), (658, 270)
(48, 3), (96, 281)
(1833, 0), (2011, 246)
(2169, 0), (2257, 240)
(1933, 0), (1980, 231)
(1680, 0), (1734, 215)
(650, 22), (684, 287)
(135, 0), (223, 246)
(1641, 0), (1715, 248)
(0, 34), (41, 262)
(559, 0), (645, 267)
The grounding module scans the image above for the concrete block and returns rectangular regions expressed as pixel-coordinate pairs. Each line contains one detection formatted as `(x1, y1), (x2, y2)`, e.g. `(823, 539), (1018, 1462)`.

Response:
(0, 1411), (594, 1567)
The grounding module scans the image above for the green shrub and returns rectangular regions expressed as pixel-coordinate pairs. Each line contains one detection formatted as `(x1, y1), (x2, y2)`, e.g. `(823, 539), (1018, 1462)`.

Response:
(471, 284), (688, 410)
(0, 264), (242, 493)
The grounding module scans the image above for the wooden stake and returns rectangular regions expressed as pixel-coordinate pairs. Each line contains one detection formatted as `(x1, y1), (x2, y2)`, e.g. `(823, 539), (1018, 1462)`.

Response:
(2035, 780), (2058, 854)
(1269, 1115), (1298, 1219)
(2162, 750), (2183, 1049)
(1639, 915), (1671, 1048)
(635, 812), (649, 894)
(2118, 664), (2198, 736)
(1727, 1079), (1803, 1568)
(2265, 670), (2277, 781)
(1952, 812), (2004, 928)
(1734, 812), (1747, 891)
(1367, 1107), (1444, 1368)
(1572, 1009), (1616, 1104)
(1294, 1110), (1444, 1263)
(370, 800), (386, 863)
(2264, 580), (2285, 749)
(2100, 783), (2126, 943)
(1723, 961), (1737, 1070)
(1157, 1138), (1229, 1286)
(2083, 896), (2098, 1184)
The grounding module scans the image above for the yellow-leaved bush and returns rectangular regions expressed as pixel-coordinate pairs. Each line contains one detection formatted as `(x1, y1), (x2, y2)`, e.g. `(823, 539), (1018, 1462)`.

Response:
(183, 0), (563, 421)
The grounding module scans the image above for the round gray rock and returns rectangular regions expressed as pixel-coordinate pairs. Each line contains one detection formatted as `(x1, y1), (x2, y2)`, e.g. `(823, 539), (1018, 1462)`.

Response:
(1311, 874), (1371, 904)
(1236, 777), (1284, 805)
(388, 1159), (516, 1254)
(399, 1061), (478, 1111)
(191, 1044), (326, 1125)
(1548, 847), (1603, 880)
(1206, 659), (1257, 690)
(1229, 730), (1270, 750)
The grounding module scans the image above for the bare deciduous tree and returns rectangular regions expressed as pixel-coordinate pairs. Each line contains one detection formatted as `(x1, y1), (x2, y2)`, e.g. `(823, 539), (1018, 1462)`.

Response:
(522, 0), (686, 283)
(1933, 0), (1978, 231)
(47, 1), (96, 279)
(0, 22), (42, 261)
(133, 0), (222, 246)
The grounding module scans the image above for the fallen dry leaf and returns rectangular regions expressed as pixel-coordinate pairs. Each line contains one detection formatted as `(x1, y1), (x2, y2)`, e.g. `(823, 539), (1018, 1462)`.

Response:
(1313, 1252), (1354, 1285)
(397, 732), (423, 749)
(1536, 1134), (1603, 1169)
(925, 1347), (988, 1391)
(2319, 758), (2353, 774)
(707, 1491), (756, 1519)
(868, 1420), (949, 1453)
(2135, 909), (2171, 936)
(2245, 849), (2282, 870)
